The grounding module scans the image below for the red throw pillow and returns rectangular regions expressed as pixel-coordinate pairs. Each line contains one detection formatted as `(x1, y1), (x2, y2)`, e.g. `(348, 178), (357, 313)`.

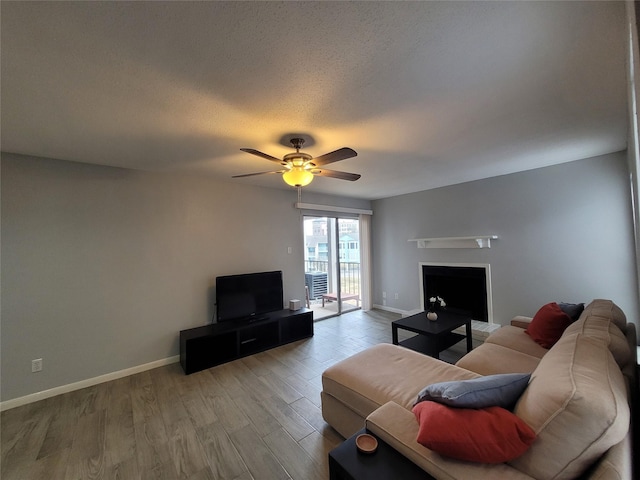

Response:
(526, 302), (572, 348)
(412, 401), (536, 464)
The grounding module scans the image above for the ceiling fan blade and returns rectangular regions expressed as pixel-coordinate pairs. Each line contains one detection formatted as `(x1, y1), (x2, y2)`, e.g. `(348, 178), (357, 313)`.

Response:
(232, 170), (285, 178)
(240, 148), (283, 164)
(312, 168), (361, 181)
(311, 147), (357, 166)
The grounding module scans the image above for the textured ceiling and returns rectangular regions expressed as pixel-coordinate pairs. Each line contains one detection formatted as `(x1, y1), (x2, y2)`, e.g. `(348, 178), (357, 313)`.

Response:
(1, 1), (629, 200)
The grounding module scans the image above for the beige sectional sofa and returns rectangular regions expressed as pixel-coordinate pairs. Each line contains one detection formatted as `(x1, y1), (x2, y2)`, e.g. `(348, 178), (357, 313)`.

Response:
(321, 299), (637, 479)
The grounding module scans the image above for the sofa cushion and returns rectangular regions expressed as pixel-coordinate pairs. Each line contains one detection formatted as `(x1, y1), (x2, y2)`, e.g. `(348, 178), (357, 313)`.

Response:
(509, 334), (630, 480)
(412, 401), (536, 464)
(484, 325), (548, 359)
(320, 391), (370, 439)
(456, 342), (542, 375)
(581, 299), (627, 332)
(525, 302), (572, 348)
(322, 343), (479, 418)
(414, 373), (530, 409)
(563, 314), (630, 368)
(585, 431), (633, 480)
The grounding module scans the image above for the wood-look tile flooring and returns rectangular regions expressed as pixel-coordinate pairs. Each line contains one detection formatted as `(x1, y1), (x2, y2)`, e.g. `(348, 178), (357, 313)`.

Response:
(1, 309), (470, 480)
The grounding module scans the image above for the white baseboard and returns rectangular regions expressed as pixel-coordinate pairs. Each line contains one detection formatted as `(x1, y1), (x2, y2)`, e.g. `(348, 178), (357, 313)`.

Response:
(374, 305), (501, 342)
(373, 304), (413, 316)
(373, 304), (424, 317)
(0, 355), (180, 412)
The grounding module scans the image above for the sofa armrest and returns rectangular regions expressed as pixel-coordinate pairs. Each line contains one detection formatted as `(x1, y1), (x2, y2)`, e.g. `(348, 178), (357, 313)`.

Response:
(365, 402), (534, 480)
(510, 316), (533, 329)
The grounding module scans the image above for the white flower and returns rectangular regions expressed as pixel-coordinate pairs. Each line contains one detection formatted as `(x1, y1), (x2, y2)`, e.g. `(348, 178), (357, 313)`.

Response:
(429, 296), (446, 308)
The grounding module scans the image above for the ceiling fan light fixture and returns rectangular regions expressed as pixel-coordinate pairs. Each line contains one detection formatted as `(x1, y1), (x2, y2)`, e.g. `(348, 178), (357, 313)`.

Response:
(236, 138), (358, 185)
(283, 166), (314, 187)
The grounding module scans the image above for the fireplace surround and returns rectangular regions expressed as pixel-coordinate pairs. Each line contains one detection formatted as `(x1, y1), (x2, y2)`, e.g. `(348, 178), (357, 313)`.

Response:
(419, 262), (494, 325)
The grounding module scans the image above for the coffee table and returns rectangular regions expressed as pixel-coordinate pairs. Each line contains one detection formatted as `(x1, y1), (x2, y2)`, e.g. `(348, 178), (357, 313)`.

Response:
(392, 309), (472, 359)
(328, 428), (434, 480)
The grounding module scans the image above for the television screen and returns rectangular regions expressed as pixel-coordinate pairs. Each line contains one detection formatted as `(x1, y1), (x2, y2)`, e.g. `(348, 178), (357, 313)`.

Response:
(216, 271), (284, 322)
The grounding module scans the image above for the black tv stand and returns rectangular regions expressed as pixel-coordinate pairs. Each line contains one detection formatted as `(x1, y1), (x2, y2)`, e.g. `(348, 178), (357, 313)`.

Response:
(179, 308), (313, 374)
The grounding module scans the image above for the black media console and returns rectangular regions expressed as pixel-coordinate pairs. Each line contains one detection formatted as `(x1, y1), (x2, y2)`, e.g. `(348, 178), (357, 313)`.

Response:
(179, 308), (313, 374)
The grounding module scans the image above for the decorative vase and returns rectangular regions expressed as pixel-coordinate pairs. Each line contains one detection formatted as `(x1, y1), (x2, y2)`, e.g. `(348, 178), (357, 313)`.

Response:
(426, 311), (438, 321)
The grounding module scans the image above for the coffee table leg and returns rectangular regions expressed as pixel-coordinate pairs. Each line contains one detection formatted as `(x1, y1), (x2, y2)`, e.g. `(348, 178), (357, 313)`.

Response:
(392, 324), (399, 345)
(466, 320), (472, 352)
(426, 337), (439, 359)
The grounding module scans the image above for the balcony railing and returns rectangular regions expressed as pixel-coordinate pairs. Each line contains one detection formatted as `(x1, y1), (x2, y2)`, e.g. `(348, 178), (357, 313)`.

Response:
(305, 260), (361, 297)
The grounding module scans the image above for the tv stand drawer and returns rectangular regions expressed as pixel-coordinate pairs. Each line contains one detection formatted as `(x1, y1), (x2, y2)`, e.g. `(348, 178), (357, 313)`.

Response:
(238, 320), (279, 356)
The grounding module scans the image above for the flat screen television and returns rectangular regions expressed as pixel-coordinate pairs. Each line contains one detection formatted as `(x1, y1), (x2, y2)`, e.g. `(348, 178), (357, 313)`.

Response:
(215, 270), (284, 322)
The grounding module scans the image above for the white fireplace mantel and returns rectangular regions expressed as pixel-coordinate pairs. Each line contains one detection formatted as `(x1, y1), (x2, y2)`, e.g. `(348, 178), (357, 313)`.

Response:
(409, 235), (498, 249)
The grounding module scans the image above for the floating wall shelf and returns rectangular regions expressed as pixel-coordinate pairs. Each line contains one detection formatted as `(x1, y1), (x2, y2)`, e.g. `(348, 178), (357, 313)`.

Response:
(408, 235), (498, 249)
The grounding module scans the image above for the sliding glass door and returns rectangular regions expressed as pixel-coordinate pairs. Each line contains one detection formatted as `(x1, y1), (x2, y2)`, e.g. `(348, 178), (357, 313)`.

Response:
(303, 215), (361, 320)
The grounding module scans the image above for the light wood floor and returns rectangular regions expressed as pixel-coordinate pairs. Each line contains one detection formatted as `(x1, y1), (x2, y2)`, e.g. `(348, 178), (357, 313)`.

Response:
(1, 309), (469, 480)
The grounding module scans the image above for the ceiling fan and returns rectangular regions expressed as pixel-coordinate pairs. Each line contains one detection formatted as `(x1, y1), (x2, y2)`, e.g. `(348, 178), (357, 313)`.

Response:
(233, 138), (361, 187)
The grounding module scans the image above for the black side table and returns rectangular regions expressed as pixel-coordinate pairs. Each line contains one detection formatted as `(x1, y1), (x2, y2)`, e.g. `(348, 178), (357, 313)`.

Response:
(392, 309), (472, 359)
(328, 428), (435, 480)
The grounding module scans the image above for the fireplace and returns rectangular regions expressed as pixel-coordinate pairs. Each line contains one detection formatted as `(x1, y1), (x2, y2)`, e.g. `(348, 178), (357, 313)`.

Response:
(419, 262), (493, 324)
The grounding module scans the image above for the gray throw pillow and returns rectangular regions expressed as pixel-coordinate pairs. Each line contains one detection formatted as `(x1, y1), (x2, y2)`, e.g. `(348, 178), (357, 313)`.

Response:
(414, 373), (531, 409)
(558, 302), (584, 321)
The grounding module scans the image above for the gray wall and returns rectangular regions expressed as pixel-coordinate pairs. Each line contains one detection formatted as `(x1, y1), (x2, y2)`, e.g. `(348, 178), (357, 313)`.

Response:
(0, 153), (371, 402)
(3, 150), (638, 403)
(371, 151), (640, 325)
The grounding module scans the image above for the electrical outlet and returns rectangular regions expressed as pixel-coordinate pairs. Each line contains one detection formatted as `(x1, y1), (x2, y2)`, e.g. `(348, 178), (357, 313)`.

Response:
(32, 358), (43, 373)
(382, 291), (386, 299)
(394, 293), (399, 300)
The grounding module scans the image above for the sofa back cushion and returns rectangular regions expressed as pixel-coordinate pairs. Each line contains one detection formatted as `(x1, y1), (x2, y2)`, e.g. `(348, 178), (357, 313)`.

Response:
(509, 333), (629, 480)
(580, 299), (627, 332)
(563, 314), (630, 368)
